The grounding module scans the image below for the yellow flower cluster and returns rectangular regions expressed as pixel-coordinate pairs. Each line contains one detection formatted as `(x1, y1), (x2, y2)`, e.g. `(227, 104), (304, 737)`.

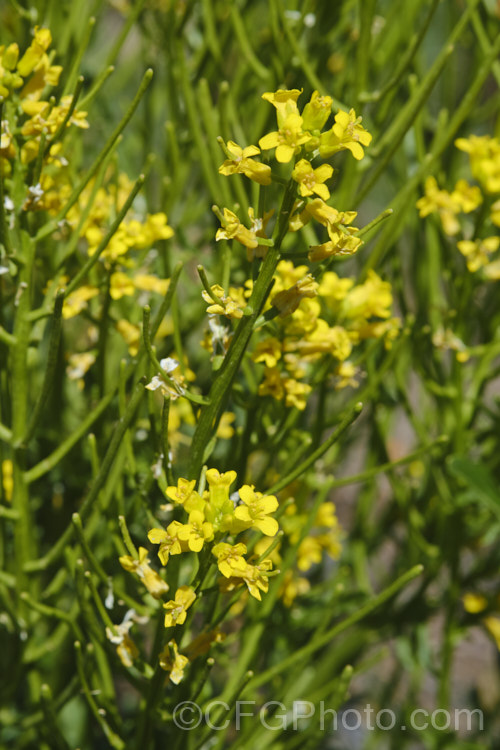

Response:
(58, 171), (174, 355)
(215, 88), (371, 263)
(148, 469), (278, 606)
(203, 87), (391, 408)
(456, 135), (500, 194)
(417, 135), (500, 280)
(416, 176), (482, 236)
(252, 263), (398, 410)
(0, 28), (89, 171)
(112, 472), (278, 675)
(258, 88), (372, 163)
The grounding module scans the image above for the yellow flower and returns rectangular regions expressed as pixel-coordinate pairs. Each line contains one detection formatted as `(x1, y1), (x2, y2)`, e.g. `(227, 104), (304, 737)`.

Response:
(457, 237), (500, 272)
(163, 586), (196, 627)
(219, 140), (271, 185)
(318, 271), (355, 308)
(148, 521), (184, 565)
(116, 319), (141, 356)
(142, 213), (174, 243)
(261, 88), (302, 119)
(17, 27), (53, 77)
(133, 274), (170, 295)
(297, 536), (323, 571)
(283, 378), (312, 410)
(342, 271), (392, 320)
(215, 208), (258, 250)
(455, 135), (500, 193)
(309, 229), (362, 262)
(202, 284), (245, 319)
(1, 459), (13, 503)
(259, 112), (311, 163)
(463, 593), (488, 614)
(292, 159), (333, 200)
(258, 366), (285, 401)
(0, 43), (23, 98)
(301, 90), (333, 132)
(166, 478), (198, 506)
(106, 611), (140, 667)
(320, 109), (372, 160)
(253, 337), (282, 368)
(491, 199), (500, 227)
(234, 485), (279, 536)
(237, 559), (274, 601)
(159, 640), (189, 684)
(177, 510), (214, 552)
(289, 197), (343, 232)
(204, 468), (237, 532)
(450, 179), (482, 213)
(416, 176), (464, 235)
(212, 542), (248, 578)
(206, 468), (237, 499)
(272, 274), (318, 317)
(119, 547), (169, 599)
(216, 412), (236, 439)
(62, 286), (99, 319)
(290, 320), (352, 360)
(110, 272), (135, 300)
(185, 629), (226, 659)
(335, 361), (359, 389)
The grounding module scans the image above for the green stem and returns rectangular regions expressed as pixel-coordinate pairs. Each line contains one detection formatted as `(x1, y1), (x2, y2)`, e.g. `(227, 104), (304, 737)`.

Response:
(64, 174), (145, 298)
(74, 641), (125, 750)
(22, 290), (64, 445)
(0, 102), (13, 256)
(267, 402), (363, 494)
(24, 390), (115, 484)
(24, 381), (145, 572)
(188, 179), (298, 478)
(11, 230), (35, 592)
(247, 565), (424, 690)
(46, 76), (85, 156)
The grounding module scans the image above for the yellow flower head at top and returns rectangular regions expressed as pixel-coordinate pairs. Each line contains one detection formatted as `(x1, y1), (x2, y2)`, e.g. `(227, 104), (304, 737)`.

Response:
(259, 112), (312, 164)
(301, 90), (333, 132)
(261, 88), (302, 121)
